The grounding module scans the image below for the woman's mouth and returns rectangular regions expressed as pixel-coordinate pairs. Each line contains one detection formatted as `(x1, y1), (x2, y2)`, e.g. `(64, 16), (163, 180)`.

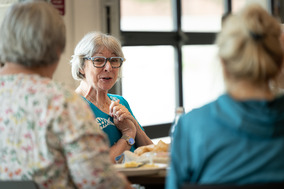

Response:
(101, 77), (112, 80)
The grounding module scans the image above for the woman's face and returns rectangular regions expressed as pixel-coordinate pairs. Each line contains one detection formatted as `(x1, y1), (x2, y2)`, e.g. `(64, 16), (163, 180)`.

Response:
(82, 48), (120, 93)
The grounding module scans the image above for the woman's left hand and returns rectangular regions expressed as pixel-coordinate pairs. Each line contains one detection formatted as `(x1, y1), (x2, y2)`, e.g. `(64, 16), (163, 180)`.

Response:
(109, 100), (153, 147)
(109, 100), (135, 122)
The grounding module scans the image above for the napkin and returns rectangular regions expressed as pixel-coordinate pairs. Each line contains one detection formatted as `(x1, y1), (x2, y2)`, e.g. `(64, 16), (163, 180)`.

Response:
(115, 150), (169, 164)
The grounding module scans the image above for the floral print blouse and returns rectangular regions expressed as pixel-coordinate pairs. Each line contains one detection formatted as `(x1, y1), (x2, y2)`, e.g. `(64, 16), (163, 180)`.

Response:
(0, 74), (126, 189)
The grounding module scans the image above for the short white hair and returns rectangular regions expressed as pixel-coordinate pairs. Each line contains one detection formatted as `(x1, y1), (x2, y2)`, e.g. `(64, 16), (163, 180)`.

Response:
(0, 0), (66, 67)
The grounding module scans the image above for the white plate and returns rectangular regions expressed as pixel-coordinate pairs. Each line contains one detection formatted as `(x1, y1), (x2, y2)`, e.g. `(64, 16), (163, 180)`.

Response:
(114, 163), (167, 176)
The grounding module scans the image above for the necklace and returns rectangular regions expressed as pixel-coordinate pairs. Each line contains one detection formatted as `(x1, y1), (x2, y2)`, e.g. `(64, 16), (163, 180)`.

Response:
(80, 87), (111, 113)
(80, 87), (96, 103)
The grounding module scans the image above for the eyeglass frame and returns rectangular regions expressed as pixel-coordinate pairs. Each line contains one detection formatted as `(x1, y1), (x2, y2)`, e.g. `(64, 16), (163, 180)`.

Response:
(83, 56), (125, 68)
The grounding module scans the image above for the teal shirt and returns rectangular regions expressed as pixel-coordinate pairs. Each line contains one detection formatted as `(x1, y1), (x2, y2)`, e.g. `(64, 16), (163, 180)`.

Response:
(166, 94), (284, 189)
(83, 94), (143, 152)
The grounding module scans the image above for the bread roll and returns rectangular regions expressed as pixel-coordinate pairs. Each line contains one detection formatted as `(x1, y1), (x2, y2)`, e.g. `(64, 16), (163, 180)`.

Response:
(134, 140), (169, 156)
(134, 144), (154, 156)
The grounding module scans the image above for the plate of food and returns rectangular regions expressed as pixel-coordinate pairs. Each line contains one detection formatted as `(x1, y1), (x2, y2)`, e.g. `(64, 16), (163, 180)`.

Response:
(114, 162), (167, 176)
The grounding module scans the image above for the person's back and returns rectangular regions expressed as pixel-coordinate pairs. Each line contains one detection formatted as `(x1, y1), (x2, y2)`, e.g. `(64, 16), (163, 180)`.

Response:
(166, 4), (284, 189)
(0, 1), (130, 188)
(0, 74), (116, 188)
(169, 94), (284, 184)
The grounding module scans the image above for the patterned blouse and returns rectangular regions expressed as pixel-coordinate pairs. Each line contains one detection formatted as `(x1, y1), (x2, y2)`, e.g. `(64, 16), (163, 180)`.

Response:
(0, 74), (126, 189)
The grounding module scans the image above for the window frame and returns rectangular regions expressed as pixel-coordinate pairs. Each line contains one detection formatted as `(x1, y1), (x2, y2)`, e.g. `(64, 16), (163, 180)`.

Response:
(114, 0), (275, 139)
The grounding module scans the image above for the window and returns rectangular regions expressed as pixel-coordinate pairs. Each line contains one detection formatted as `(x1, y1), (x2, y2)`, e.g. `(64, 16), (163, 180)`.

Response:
(182, 0), (223, 32)
(121, 0), (173, 31)
(182, 45), (224, 113)
(117, 0), (274, 139)
(122, 46), (176, 126)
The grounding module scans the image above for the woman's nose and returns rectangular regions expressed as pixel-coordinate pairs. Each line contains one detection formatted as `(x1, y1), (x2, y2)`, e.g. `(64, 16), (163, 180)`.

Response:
(104, 60), (113, 71)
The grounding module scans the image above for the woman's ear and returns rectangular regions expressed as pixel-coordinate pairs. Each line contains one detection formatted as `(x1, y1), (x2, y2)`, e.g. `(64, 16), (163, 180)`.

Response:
(79, 68), (85, 75)
(79, 68), (85, 78)
(220, 58), (228, 78)
(220, 57), (225, 67)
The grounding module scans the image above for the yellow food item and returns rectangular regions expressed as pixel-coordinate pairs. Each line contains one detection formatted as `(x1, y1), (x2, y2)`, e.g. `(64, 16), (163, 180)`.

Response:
(124, 161), (141, 168)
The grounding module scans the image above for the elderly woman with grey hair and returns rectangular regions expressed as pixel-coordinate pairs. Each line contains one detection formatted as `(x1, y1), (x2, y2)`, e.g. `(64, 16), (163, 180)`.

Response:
(0, 1), (132, 189)
(70, 32), (153, 163)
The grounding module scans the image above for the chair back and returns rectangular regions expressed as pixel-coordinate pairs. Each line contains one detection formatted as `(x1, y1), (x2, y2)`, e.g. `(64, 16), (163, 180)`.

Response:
(182, 182), (284, 189)
(0, 181), (39, 189)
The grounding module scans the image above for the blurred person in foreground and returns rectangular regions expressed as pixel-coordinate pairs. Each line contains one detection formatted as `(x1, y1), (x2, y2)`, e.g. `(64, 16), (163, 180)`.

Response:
(70, 32), (152, 163)
(274, 28), (284, 92)
(0, 1), (132, 188)
(166, 4), (284, 189)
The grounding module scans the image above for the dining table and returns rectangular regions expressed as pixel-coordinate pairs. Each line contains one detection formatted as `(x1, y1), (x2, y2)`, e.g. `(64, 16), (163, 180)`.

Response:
(114, 161), (168, 189)
(127, 167), (167, 189)
(117, 137), (171, 189)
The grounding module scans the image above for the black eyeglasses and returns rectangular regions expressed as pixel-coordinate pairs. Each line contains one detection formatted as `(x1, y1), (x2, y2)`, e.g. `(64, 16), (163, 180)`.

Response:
(83, 56), (124, 68)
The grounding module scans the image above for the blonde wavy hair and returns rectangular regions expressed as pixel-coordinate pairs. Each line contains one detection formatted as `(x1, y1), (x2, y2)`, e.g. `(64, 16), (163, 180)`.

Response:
(216, 4), (283, 84)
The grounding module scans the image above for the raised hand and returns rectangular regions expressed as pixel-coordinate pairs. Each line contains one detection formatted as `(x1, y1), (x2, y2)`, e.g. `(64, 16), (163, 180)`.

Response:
(109, 100), (136, 138)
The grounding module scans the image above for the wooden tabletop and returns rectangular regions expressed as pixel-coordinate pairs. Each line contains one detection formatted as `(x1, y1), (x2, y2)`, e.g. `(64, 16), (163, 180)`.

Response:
(127, 169), (167, 189)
